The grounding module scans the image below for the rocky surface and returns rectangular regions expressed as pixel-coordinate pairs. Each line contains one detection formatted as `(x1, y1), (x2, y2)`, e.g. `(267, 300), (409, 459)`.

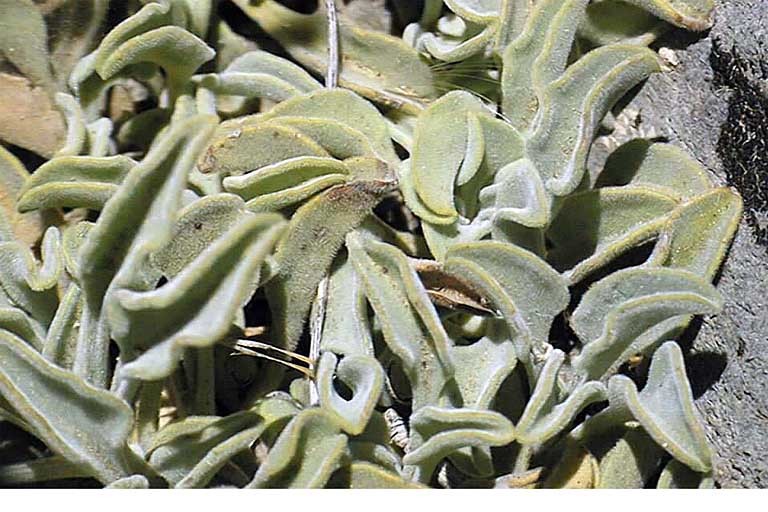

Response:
(627, 0), (768, 488)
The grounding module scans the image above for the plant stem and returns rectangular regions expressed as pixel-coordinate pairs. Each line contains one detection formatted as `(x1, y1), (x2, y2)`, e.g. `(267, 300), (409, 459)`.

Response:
(324, 0), (340, 89)
(308, 275), (329, 406)
(308, 0), (340, 407)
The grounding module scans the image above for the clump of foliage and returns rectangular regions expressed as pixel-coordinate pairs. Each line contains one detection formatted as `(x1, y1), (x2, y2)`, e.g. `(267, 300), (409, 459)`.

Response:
(0, 0), (742, 489)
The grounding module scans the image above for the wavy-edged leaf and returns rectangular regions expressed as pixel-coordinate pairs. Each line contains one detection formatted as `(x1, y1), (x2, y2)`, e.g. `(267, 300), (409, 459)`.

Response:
(201, 123), (329, 177)
(501, 0), (589, 131)
(151, 194), (246, 278)
(248, 174), (350, 213)
(258, 89), (399, 165)
(196, 49), (321, 103)
(528, 44), (661, 196)
(622, 188), (742, 359)
(0, 227), (62, 328)
(450, 328), (517, 409)
(410, 91), (487, 219)
(41, 283), (82, 370)
(53, 92), (89, 158)
(223, 156), (350, 202)
(419, 116), (526, 259)
(629, 342), (713, 471)
(399, 159), (454, 227)
(320, 253), (374, 357)
(444, 241), (569, 365)
(548, 186), (678, 283)
(247, 408), (348, 489)
(148, 413), (255, 486)
(96, 25), (214, 94)
(115, 211), (286, 381)
(234, 0), (437, 113)
(571, 267), (722, 380)
(346, 232), (454, 410)
(516, 350), (606, 445)
(403, 406), (515, 471)
(0, 331), (149, 484)
(266, 180), (393, 352)
(0, 307), (44, 351)
(267, 117), (380, 163)
(92, 1), (206, 86)
(317, 352), (384, 435)
(581, 342), (713, 472)
(93, 1), (181, 65)
(473, 114), (527, 177)
(596, 140), (713, 199)
(422, 23), (497, 63)
(483, 158), (550, 228)
(79, 110), (217, 308)
(660, 187), (743, 279)
(76, 110), (217, 386)
(18, 155), (135, 213)
(147, 397), (298, 488)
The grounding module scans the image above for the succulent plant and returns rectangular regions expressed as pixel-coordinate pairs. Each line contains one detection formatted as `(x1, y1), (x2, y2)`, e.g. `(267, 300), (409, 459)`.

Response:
(0, 0), (742, 489)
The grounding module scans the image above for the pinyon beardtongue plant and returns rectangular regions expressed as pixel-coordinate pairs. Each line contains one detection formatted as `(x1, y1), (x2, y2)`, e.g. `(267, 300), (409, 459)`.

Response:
(0, 0), (742, 489)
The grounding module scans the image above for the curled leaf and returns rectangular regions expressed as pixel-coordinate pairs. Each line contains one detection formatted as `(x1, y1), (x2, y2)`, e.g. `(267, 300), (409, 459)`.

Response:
(196, 50), (321, 103)
(266, 180), (394, 352)
(571, 267), (723, 381)
(320, 253), (374, 357)
(403, 406), (515, 470)
(234, 0), (437, 112)
(528, 44), (661, 196)
(515, 350), (606, 445)
(247, 408), (348, 489)
(501, 0), (589, 131)
(347, 232), (454, 410)
(410, 91), (487, 219)
(0, 331), (149, 484)
(579, 342), (714, 473)
(18, 156), (135, 213)
(548, 186), (678, 283)
(147, 397), (298, 488)
(444, 240), (569, 365)
(317, 352), (384, 435)
(116, 211), (286, 381)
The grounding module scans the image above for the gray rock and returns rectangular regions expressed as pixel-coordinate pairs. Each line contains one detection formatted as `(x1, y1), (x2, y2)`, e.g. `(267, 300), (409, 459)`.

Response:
(626, 0), (768, 488)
